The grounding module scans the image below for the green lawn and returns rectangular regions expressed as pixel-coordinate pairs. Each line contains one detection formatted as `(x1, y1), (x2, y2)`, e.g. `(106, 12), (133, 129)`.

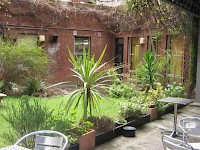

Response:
(0, 95), (121, 147)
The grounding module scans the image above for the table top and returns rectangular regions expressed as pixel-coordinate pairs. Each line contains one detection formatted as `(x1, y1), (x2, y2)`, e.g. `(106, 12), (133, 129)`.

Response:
(158, 97), (193, 105)
(0, 145), (31, 150)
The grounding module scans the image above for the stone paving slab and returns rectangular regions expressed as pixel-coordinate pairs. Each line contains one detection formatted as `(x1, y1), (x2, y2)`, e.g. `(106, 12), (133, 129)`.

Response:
(95, 105), (200, 150)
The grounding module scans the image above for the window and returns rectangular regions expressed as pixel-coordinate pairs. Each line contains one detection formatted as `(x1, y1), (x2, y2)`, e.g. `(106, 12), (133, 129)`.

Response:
(147, 36), (162, 55)
(166, 35), (184, 84)
(17, 34), (38, 47)
(128, 37), (140, 72)
(75, 37), (90, 58)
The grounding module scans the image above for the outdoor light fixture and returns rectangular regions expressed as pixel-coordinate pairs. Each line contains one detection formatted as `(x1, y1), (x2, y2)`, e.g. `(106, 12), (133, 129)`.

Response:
(39, 35), (45, 42)
(73, 30), (78, 35)
(140, 37), (145, 44)
(97, 32), (101, 37)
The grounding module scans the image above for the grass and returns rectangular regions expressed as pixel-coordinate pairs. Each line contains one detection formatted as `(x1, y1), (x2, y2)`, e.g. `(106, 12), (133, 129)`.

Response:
(0, 95), (121, 147)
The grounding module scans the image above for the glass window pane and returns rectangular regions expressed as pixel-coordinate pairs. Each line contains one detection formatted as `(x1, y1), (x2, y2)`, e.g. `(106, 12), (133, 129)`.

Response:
(18, 35), (38, 47)
(75, 37), (90, 56)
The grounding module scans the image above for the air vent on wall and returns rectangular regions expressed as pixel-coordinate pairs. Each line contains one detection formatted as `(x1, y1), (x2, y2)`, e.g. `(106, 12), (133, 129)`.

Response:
(50, 35), (58, 43)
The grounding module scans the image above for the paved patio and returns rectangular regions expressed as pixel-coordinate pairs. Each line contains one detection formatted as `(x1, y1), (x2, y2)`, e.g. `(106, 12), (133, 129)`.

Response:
(95, 103), (200, 150)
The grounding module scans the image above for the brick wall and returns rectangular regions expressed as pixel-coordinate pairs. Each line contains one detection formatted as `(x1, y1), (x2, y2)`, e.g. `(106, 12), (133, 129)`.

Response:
(0, 7), (114, 83)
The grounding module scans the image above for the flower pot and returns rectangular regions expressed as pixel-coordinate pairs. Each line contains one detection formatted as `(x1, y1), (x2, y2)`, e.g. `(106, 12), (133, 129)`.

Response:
(78, 129), (96, 150)
(148, 106), (158, 121)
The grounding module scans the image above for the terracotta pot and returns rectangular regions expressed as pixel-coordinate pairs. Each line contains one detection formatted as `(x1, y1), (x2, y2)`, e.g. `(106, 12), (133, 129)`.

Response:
(78, 129), (96, 150)
(148, 106), (158, 121)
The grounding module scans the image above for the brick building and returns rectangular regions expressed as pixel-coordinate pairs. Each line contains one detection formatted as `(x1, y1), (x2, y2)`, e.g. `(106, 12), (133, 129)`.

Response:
(0, 0), (189, 85)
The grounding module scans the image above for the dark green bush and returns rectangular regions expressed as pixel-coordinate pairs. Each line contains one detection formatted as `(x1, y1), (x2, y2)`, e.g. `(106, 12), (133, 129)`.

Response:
(24, 78), (43, 96)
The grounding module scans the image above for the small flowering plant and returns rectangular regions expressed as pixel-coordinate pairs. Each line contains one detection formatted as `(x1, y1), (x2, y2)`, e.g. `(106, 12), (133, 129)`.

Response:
(164, 82), (185, 98)
(118, 97), (146, 119)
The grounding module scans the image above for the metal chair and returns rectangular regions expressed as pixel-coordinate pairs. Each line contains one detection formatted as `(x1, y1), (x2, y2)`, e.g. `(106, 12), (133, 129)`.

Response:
(14, 130), (68, 150)
(162, 135), (192, 150)
(179, 117), (200, 141)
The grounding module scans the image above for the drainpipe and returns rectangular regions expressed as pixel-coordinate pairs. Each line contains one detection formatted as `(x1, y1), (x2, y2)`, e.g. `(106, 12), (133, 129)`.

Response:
(195, 18), (200, 102)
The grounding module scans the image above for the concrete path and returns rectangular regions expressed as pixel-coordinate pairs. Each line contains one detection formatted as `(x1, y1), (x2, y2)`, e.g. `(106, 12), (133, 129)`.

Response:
(95, 104), (200, 150)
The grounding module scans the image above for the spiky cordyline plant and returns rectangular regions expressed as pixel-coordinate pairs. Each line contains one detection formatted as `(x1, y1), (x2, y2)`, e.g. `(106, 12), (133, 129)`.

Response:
(66, 46), (120, 121)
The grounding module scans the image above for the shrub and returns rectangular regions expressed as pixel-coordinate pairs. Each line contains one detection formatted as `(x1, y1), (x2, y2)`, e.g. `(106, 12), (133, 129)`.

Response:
(109, 82), (137, 99)
(165, 83), (185, 97)
(0, 37), (49, 92)
(1, 97), (78, 147)
(144, 83), (168, 114)
(118, 97), (146, 120)
(2, 96), (53, 148)
(48, 110), (77, 144)
(24, 78), (44, 96)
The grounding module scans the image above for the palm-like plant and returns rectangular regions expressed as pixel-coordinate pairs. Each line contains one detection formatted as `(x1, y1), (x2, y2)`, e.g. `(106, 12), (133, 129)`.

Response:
(136, 51), (157, 89)
(143, 51), (156, 89)
(66, 46), (119, 121)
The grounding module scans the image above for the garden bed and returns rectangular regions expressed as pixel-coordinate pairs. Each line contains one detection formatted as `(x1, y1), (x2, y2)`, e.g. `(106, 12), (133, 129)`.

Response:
(95, 114), (150, 146)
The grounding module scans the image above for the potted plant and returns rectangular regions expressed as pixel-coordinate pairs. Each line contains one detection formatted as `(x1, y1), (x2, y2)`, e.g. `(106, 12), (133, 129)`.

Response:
(145, 83), (167, 120)
(148, 104), (158, 121)
(66, 46), (120, 149)
(75, 121), (95, 150)
(66, 46), (119, 121)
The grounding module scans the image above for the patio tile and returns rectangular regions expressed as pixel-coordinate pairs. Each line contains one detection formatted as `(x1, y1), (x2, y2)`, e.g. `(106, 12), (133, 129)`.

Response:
(95, 104), (200, 150)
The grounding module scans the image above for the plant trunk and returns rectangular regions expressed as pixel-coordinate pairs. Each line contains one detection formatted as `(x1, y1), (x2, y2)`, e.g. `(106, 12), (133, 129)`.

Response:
(83, 87), (88, 121)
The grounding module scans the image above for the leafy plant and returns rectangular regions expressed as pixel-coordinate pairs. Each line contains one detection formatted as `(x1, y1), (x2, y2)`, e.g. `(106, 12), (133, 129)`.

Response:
(118, 97), (146, 120)
(24, 78), (43, 96)
(75, 121), (93, 136)
(66, 46), (119, 121)
(109, 82), (137, 99)
(136, 51), (158, 89)
(144, 83), (168, 114)
(0, 81), (4, 92)
(2, 96), (53, 148)
(0, 36), (49, 92)
(165, 83), (185, 98)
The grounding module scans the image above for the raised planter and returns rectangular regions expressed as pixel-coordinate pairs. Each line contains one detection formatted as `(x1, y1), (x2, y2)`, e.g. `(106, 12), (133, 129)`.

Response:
(78, 129), (96, 150)
(95, 114), (150, 146)
(126, 114), (150, 127)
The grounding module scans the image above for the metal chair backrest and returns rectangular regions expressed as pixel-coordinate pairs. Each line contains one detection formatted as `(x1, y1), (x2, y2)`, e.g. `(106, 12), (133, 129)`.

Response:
(179, 117), (200, 142)
(162, 135), (192, 150)
(14, 130), (68, 150)
(180, 117), (200, 132)
(35, 135), (63, 150)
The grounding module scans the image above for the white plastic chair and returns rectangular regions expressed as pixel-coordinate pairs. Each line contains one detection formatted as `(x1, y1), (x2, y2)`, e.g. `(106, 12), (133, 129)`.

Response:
(162, 135), (192, 150)
(14, 130), (68, 150)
